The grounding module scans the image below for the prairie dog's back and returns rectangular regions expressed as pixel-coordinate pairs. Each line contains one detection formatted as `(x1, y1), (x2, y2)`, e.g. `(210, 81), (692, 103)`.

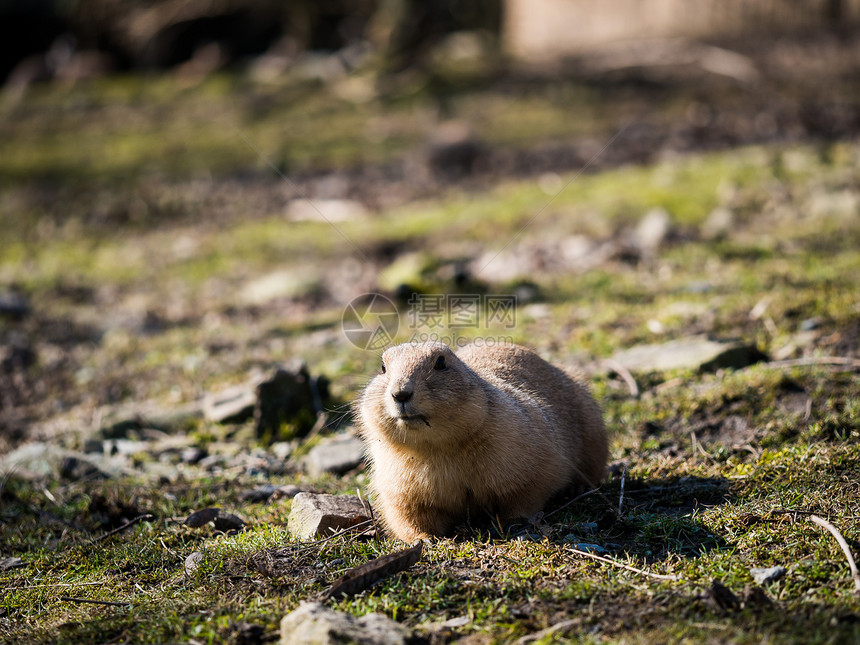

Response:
(456, 343), (607, 486)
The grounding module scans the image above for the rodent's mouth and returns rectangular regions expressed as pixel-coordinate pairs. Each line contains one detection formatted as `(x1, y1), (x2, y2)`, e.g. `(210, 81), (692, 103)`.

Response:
(395, 414), (431, 428)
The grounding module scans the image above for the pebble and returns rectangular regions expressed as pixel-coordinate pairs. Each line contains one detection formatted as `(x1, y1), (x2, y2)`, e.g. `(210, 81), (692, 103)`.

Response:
(749, 566), (786, 584)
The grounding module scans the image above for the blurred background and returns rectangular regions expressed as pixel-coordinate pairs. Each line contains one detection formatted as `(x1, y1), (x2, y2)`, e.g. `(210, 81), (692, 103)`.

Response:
(1, 0), (859, 452)
(2, 4), (860, 642)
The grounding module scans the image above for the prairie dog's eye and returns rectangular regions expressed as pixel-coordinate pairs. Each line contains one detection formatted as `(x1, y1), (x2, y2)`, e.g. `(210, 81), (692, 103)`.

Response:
(434, 355), (446, 370)
(380, 362), (386, 374)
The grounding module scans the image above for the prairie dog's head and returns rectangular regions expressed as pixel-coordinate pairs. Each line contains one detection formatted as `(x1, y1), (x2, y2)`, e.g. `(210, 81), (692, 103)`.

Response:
(358, 341), (487, 447)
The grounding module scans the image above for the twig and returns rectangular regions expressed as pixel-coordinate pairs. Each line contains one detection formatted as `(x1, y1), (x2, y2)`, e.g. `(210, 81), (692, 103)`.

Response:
(356, 488), (378, 537)
(159, 538), (182, 560)
(568, 547), (681, 582)
(91, 514), (154, 544)
(618, 464), (627, 516)
(59, 596), (131, 607)
(754, 356), (860, 371)
(543, 488), (600, 520)
(14, 581), (106, 590)
(293, 520), (375, 553)
(770, 509), (819, 517)
(516, 619), (579, 644)
(807, 515), (860, 592)
(303, 412), (330, 442)
(603, 359), (639, 397)
(691, 431), (712, 459)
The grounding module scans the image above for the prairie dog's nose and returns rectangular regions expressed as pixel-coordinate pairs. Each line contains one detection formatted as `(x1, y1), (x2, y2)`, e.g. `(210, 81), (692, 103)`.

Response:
(392, 388), (413, 403)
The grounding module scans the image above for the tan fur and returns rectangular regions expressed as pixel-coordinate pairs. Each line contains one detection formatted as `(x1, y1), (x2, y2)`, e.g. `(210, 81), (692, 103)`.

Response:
(356, 341), (607, 542)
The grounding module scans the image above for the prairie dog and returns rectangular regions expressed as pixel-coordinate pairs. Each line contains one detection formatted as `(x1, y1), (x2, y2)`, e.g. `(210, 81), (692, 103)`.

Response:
(356, 341), (607, 542)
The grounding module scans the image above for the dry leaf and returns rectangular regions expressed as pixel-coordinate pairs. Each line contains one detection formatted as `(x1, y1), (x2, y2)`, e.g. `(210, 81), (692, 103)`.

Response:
(185, 551), (204, 576)
(321, 541), (422, 600)
(213, 512), (246, 532)
(185, 508), (220, 528)
(0, 557), (25, 571)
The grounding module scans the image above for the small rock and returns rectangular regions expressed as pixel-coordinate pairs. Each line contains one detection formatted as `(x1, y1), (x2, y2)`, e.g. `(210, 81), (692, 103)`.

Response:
(270, 441), (293, 461)
(241, 268), (323, 305)
(0, 291), (29, 319)
(203, 384), (256, 424)
(286, 199), (367, 223)
(304, 433), (365, 477)
(569, 543), (607, 554)
(807, 188), (860, 218)
(255, 364), (326, 440)
(608, 335), (767, 373)
(198, 453), (229, 471)
(0, 557), (25, 571)
(281, 602), (411, 645)
(701, 206), (735, 240)
(184, 507), (246, 532)
(203, 364), (328, 440)
(749, 566), (786, 585)
(103, 439), (148, 457)
(98, 400), (204, 437)
(439, 615), (470, 629)
(287, 493), (371, 539)
(633, 207), (672, 252)
(0, 442), (116, 481)
(185, 551), (204, 576)
(800, 317), (824, 332)
(180, 446), (207, 464)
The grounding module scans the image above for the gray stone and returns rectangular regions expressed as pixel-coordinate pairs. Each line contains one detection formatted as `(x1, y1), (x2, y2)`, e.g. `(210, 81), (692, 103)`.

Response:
(0, 442), (119, 481)
(281, 602), (410, 645)
(255, 364), (326, 440)
(241, 268), (323, 304)
(288, 493), (371, 539)
(750, 566), (786, 585)
(304, 434), (365, 477)
(98, 400), (204, 437)
(569, 542), (608, 554)
(0, 557), (25, 571)
(203, 384), (256, 424)
(702, 206), (735, 240)
(633, 207), (672, 252)
(608, 335), (766, 373)
(270, 441), (293, 461)
(285, 199), (367, 224)
(0, 291), (29, 319)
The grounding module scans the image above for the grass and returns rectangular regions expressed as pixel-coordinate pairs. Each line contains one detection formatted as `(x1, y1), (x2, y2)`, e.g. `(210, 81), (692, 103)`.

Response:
(1, 69), (859, 643)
